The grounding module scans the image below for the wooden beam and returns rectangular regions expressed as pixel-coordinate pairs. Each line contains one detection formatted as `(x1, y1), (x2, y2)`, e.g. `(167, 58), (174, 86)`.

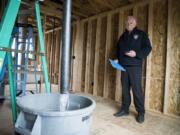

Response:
(28, 16), (52, 28)
(43, 1), (80, 20)
(72, 1), (97, 15)
(54, 30), (61, 84)
(71, 10), (88, 18)
(20, 1), (62, 19)
(93, 17), (101, 96)
(99, 0), (114, 9)
(42, 15), (47, 67)
(18, 8), (35, 16)
(128, 0), (136, 3)
(45, 22), (77, 34)
(115, 11), (124, 103)
(82, 0), (149, 22)
(72, 21), (79, 92)
(43, 15), (47, 36)
(58, 30), (62, 86)
(45, 0), (88, 18)
(71, 23), (79, 91)
(85, 20), (92, 93)
(133, 5), (138, 18)
(80, 21), (88, 92)
(89, 19), (96, 94)
(40, 5), (63, 19)
(163, 0), (172, 114)
(49, 24), (57, 84)
(45, 1), (149, 34)
(47, 33), (51, 79)
(103, 13), (112, 98)
(145, 1), (153, 110)
(87, 0), (101, 13)
(52, 32), (57, 83)
(46, 17), (61, 27)
(72, 21), (85, 92)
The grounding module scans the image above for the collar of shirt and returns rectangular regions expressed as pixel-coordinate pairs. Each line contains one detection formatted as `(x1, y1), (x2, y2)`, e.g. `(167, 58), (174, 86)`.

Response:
(125, 27), (138, 35)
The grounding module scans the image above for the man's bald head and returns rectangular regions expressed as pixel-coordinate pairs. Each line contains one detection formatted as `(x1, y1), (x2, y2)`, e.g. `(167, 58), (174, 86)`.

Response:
(126, 16), (137, 32)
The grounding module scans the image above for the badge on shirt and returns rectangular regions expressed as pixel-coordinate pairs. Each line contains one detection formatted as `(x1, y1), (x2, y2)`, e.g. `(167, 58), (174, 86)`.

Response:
(133, 34), (139, 40)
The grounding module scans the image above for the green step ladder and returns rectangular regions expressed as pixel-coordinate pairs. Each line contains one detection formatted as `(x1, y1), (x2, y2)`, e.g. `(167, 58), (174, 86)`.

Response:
(0, 0), (50, 124)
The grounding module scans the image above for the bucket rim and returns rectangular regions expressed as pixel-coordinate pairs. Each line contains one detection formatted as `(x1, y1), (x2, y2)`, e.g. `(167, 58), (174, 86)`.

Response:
(16, 93), (96, 117)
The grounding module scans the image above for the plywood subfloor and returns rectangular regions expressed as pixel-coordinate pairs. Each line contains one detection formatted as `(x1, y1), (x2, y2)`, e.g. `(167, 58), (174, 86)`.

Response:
(0, 90), (180, 135)
(89, 94), (180, 135)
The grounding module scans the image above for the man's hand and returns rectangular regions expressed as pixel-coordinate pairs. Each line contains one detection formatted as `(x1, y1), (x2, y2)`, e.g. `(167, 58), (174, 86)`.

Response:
(125, 50), (136, 57)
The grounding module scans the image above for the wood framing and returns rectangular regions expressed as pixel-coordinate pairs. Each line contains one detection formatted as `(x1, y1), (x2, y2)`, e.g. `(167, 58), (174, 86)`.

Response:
(115, 11), (124, 102)
(85, 20), (93, 93)
(103, 13), (112, 98)
(163, 0), (172, 114)
(145, 0), (153, 110)
(35, 0), (180, 118)
(72, 21), (85, 91)
(93, 17), (101, 96)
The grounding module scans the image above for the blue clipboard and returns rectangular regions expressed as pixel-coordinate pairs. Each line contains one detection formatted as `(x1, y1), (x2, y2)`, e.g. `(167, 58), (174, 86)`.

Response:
(109, 59), (126, 71)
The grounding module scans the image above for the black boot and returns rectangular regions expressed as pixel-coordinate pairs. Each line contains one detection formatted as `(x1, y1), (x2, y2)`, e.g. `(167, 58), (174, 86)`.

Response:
(113, 110), (129, 117)
(136, 113), (144, 123)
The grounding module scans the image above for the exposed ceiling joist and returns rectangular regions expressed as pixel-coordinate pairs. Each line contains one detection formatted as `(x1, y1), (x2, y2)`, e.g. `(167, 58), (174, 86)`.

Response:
(41, 3), (80, 20)
(20, 0), (143, 30)
(40, 5), (63, 19)
(45, 0), (88, 18)
(72, 1), (98, 15)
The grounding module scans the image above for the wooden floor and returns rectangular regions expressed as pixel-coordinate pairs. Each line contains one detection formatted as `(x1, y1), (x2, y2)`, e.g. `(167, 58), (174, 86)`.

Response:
(89, 94), (180, 135)
(0, 89), (180, 135)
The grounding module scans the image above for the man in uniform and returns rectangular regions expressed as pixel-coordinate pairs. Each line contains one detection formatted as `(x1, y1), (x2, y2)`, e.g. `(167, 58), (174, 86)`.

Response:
(114, 16), (152, 123)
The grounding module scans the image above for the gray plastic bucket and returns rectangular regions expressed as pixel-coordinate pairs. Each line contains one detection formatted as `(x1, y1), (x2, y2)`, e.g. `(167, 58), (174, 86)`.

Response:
(15, 93), (96, 135)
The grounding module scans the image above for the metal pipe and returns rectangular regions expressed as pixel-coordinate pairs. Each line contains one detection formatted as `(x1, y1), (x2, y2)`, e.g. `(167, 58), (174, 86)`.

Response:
(60, 0), (72, 94)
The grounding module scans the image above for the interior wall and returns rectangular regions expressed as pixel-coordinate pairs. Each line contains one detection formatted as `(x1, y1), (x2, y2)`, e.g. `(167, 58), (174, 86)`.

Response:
(149, 0), (167, 113)
(39, 30), (62, 84)
(43, 0), (180, 118)
(165, 0), (180, 116)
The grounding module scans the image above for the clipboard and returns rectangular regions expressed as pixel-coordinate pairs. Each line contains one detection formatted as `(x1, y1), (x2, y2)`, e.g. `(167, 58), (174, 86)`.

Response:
(109, 59), (126, 71)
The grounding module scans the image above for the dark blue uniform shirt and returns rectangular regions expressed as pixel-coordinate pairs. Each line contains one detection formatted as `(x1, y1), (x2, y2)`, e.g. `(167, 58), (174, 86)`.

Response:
(117, 27), (152, 66)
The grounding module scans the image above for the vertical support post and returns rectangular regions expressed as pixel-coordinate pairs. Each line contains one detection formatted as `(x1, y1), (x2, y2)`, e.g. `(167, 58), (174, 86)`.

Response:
(145, 1), (153, 110)
(93, 17), (101, 96)
(103, 13), (112, 98)
(163, 0), (172, 114)
(60, 0), (72, 94)
(35, 1), (50, 93)
(115, 11), (124, 103)
(7, 52), (17, 124)
(85, 20), (92, 94)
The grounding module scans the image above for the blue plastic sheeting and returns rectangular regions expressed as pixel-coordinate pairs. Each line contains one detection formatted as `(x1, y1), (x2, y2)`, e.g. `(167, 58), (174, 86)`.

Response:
(109, 59), (126, 71)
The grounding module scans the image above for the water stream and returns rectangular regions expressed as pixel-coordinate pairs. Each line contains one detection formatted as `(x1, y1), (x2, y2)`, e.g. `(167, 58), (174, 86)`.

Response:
(59, 93), (69, 111)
